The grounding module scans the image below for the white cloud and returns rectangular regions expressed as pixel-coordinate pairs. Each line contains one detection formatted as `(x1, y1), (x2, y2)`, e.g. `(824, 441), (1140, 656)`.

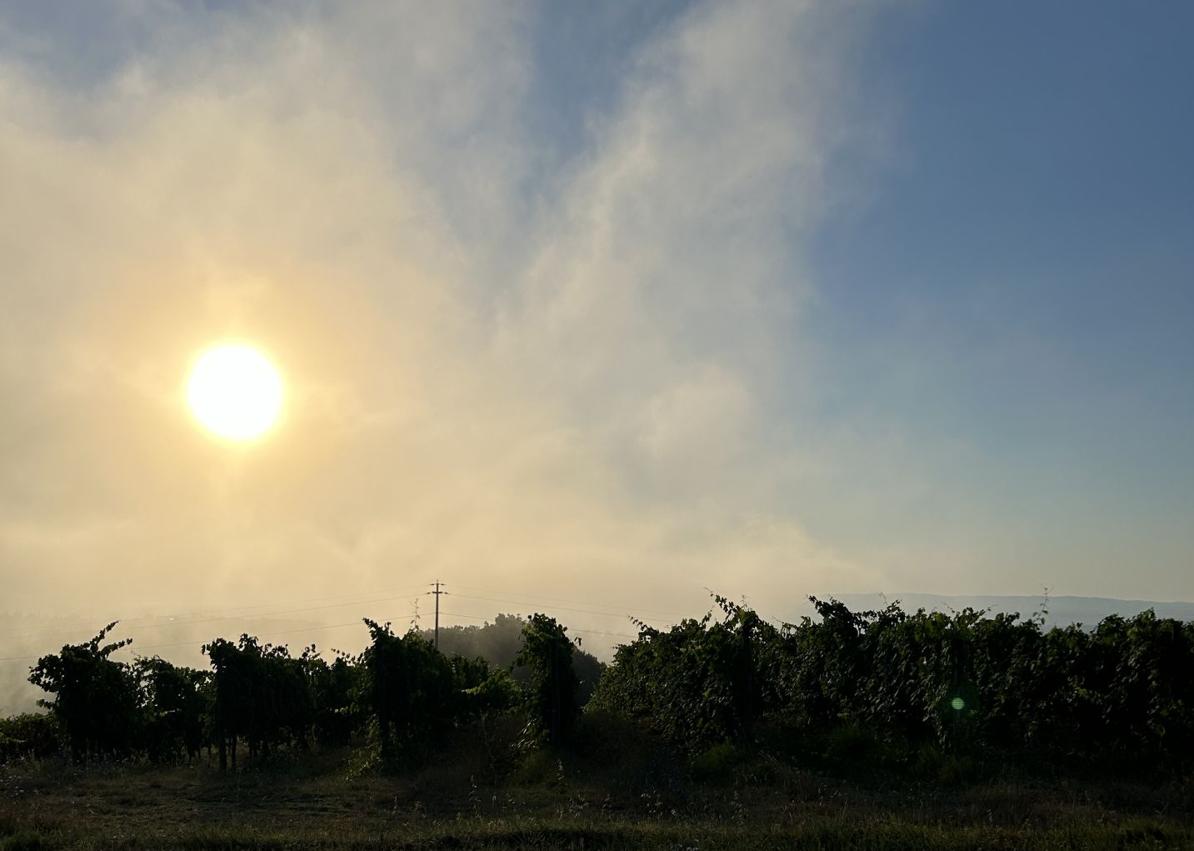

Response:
(0, 1), (876, 681)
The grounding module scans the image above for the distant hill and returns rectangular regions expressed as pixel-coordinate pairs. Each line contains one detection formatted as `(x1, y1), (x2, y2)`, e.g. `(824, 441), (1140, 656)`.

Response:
(420, 613), (605, 704)
(833, 593), (1194, 627)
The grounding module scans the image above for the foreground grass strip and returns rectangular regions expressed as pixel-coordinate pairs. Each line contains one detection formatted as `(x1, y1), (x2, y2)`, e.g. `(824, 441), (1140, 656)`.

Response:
(3, 817), (1190, 851)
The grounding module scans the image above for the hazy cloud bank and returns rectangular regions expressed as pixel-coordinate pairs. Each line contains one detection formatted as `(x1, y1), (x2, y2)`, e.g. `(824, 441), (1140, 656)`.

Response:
(0, 0), (884, 693)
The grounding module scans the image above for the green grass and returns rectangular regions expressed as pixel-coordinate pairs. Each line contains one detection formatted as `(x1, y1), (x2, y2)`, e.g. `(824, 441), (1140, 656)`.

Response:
(1, 814), (1190, 850)
(1, 745), (1191, 850)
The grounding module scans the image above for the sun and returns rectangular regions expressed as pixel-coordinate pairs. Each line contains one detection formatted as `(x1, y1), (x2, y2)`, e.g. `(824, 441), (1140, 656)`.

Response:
(187, 344), (283, 442)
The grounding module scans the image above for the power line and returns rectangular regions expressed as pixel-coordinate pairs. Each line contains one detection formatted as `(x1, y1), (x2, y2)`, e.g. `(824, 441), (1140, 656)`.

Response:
(450, 584), (698, 622)
(436, 610), (638, 641)
(0, 619), (378, 664)
(0, 580), (714, 643)
(449, 591), (670, 625)
(0, 589), (427, 642)
(0, 581), (726, 665)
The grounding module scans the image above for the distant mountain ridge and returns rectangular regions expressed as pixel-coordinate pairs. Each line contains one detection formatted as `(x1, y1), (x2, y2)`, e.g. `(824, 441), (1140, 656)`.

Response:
(834, 593), (1194, 627)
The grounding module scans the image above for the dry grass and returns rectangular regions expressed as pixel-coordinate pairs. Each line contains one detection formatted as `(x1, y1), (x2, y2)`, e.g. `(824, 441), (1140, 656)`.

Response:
(1, 746), (1191, 850)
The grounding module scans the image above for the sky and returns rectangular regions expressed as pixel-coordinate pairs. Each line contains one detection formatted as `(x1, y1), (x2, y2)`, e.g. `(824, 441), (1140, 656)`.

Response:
(1, 0), (1192, 661)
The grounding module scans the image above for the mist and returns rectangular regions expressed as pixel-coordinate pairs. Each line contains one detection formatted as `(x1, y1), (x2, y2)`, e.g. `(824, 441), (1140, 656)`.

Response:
(0, 2), (874, 662)
(3, 2), (1193, 716)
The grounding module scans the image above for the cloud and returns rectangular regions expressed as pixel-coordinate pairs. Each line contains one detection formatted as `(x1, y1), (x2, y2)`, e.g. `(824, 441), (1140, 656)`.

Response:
(0, 0), (879, 679)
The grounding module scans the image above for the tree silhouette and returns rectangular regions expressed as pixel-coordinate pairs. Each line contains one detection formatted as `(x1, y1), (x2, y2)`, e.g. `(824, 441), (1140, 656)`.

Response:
(516, 613), (579, 745)
(136, 657), (207, 763)
(9, 601), (1194, 774)
(360, 619), (457, 759)
(28, 622), (138, 762)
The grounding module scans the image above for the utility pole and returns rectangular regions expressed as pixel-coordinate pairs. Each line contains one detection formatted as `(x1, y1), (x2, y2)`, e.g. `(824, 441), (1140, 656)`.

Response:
(428, 581), (447, 649)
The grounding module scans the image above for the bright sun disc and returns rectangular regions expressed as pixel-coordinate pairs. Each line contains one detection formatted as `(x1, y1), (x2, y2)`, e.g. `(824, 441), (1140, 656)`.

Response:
(187, 344), (283, 441)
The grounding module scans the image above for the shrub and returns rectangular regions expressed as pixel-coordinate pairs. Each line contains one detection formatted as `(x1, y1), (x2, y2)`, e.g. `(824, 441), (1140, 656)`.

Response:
(0, 713), (59, 761)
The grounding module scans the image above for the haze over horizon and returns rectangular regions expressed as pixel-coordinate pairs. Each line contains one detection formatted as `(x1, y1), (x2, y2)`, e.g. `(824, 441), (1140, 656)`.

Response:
(2, 0), (1192, 693)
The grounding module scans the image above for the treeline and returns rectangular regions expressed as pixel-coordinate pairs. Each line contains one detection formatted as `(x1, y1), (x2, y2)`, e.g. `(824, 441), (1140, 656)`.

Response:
(5, 597), (1194, 775)
(3, 613), (583, 766)
(592, 596), (1194, 770)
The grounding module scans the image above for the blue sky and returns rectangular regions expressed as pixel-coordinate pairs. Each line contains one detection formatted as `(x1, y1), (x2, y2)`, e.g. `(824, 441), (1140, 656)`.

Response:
(796, 2), (1194, 593)
(0, 0), (1191, 632)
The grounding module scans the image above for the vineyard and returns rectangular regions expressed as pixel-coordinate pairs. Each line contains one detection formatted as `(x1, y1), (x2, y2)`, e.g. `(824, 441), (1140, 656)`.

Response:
(2, 598), (1193, 848)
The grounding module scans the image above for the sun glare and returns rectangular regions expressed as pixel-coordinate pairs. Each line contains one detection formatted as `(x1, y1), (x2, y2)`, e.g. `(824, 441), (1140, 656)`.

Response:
(187, 344), (283, 442)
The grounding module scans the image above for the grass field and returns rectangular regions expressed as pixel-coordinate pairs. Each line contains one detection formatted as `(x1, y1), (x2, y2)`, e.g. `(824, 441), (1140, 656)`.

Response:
(2, 743), (1192, 850)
